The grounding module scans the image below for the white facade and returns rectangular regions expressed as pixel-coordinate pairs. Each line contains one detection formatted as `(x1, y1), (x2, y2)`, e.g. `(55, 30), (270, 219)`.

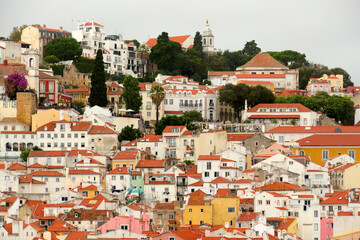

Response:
(106, 169), (131, 193)
(254, 191), (290, 217)
(30, 172), (66, 194)
(73, 21), (139, 76)
(143, 174), (176, 204)
(164, 88), (217, 120)
(0, 169), (19, 192)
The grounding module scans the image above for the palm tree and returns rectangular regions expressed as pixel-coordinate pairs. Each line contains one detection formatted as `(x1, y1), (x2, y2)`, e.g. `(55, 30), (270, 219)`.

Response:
(150, 85), (165, 135)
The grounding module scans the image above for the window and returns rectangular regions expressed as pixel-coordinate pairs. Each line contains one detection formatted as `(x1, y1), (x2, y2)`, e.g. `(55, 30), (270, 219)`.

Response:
(206, 162), (211, 170)
(164, 99), (168, 105)
(204, 172), (209, 177)
(228, 207), (235, 213)
(120, 225), (128, 230)
(56, 178), (60, 182)
(189, 208), (192, 212)
(279, 136), (284, 143)
(214, 172), (219, 177)
(299, 150), (305, 156)
(349, 150), (355, 160)
(169, 99), (173, 105)
(258, 200), (262, 205)
(322, 150), (329, 160)
(266, 200), (271, 205)
(314, 223), (318, 231)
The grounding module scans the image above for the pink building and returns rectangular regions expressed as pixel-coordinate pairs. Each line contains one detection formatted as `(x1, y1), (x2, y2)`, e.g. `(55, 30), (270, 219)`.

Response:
(96, 214), (150, 234)
(307, 79), (331, 96)
(321, 217), (333, 240)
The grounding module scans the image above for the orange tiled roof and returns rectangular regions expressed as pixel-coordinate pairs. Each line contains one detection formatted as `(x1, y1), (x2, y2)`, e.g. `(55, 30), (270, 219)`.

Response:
(267, 126), (360, 134)
(69, 169), (100, 175)
(145, 35), (191, 48)
(136, 160), (164, 168)
(198, 155), (221, 161)
(248, 103), (312, 113)
(249, 114), (300, 119)
(188, 180), (204, 187)
(188, 195), (205, 205)
(237, 212), (260, 221)
(28, 150), (67, 157)
(297, 134), (360, 146)
(163, 125), (186, 133)
(107, 167), (128, 174)
(211, 176), (231, 183)
(257, 182), (308, 192)
(154, 202), (174, 210)
(7, 162), (26, 170)
(88, 125), (117, 134)
(114, 151), (138, 160)
(239, 53), (287, 69)
(138, 82), (160, 91)
(37, 120), (92, 131)
(227, 133), (254, 142)
(29, 171), (63, 176)
(236, 74), (285, 79)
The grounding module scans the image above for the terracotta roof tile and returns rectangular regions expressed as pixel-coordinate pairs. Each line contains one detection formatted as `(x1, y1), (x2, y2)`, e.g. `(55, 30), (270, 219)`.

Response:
(7, 162), (26, 170)
(154, 202), (174, 210)
(114, 151), (138, 160)
(28, 150), (67, 157)
(68, 169), (100, 175)
(210, 176), (231, 183)
(29, 171), (63, 176)
(266, 126), (360, 134)
(136, 160), (164, 168)
(297, 134), (360, 146)
(248, 103), (312, 113)
(145, 35), (191, 48)
(257, 182), (308, 192)
(239, 53), (287, 69)
(88, 125), (117, 135)
(227, 133), (254, 142)
(198, 155), (221, 161)
(237, 212), (260, 221)
(107, 167), (128, 174)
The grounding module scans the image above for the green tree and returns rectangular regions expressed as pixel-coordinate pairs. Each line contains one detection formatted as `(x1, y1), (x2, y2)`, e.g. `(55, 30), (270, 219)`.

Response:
(242, 40), (261, 56)
(155, 115), (190, 134)
(149, 32), (184, 73)
(44, 37), (82, 61)
(208, 54), (230, 71)
(183, 110), (203, 121)
(122, 76), (142, 113)
(89, 50), (108, 107)
(150, 85), (165, 135)
(219, 83), (250, 121)
(72, 100), (85, 114)
(44, 55), (60, 64)
(267, 50), (306, 68)
(20, 146), (43, 162)
(73, 57), (95, 73)
(125, 39), (140, 48)
(182, 48), (208, 80)
(247, 85), (275, 107)
(222, 50), (250, 70)
(118, 125), (144, 145)
(193, 31), (203, 52)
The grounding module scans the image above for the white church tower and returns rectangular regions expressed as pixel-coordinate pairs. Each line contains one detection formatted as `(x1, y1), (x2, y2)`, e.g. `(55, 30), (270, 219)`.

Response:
(202, 20), (215, 54)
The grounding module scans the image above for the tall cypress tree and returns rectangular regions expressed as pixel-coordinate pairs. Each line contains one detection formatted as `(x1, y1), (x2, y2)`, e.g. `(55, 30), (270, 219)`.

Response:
(89, 49), (108, 107)
(193, 31), (203, 52)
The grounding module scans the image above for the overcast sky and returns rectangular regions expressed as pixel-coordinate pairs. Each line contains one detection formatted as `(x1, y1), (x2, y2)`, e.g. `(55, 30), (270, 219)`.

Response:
(1, 0), (359, 84)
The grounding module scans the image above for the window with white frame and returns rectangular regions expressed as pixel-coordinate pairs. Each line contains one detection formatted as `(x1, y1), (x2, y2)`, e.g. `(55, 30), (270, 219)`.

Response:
(322, 150), (329, 160)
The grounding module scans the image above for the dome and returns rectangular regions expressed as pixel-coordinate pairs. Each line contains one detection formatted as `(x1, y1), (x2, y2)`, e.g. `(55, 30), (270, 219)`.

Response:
(202, 20), (214, 37)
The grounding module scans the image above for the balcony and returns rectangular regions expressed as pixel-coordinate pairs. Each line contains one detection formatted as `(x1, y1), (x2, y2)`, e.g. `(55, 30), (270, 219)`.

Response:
(177, 181), (188, 186)
(327, 210), (334, 216)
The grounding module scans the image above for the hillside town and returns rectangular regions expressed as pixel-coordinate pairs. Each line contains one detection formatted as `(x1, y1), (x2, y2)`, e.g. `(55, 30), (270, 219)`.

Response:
(0, 19), (360, 240)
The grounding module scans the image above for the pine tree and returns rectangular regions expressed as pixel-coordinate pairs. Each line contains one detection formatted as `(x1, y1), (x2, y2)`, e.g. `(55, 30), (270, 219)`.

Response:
(89, 50), (108, 107)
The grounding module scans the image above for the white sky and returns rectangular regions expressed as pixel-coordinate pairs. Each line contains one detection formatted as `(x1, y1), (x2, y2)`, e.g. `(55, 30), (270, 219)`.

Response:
(1, 0), (359, 84)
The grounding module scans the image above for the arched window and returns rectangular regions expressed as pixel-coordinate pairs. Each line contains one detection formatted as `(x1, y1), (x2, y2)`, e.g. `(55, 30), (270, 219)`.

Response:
(27, 143), (33, 149)
(29, 58), (34, 68)
(20, 143), (26, 151)
(6, 143), (11, 151)
(13, 143), (19, 151)
(299, 150), (305, 156)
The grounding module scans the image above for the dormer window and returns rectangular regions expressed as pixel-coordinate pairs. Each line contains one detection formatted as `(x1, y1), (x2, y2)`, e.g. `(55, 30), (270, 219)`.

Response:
(75, 212), (80, 218)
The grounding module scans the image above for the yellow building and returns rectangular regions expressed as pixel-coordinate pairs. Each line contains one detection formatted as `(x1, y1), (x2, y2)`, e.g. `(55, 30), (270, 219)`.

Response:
(317, 74), (344, 90)
(139, 82), (164, 127)
(64, 88), (90, 104)
(183, 196), (212, 225)
(78, 184), (100, 198)
(212, 196), (240, 227)
(267, 217), (298, 236)
(31, 108), (71, 131)
(237, 80), (275, 91)
(293, 134), (360, 166)
(112, 151), (139, 171)
(330, 163), (360, 190)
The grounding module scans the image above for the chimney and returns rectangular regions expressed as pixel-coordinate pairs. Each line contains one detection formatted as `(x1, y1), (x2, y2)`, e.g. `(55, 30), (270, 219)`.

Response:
(43, 24), (46, 29)
(60, 26), (63, 32)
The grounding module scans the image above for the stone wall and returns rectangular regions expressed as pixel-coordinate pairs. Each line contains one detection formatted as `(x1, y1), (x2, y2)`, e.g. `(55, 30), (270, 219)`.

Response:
(16, 92), (36, 125)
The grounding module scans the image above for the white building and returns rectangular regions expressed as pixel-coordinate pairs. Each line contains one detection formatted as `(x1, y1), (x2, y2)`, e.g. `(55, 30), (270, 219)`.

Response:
(143, 173), (176, 204)
(164, 88), (217, 120)
(72, 21), (139, 76)
(243, 103), (318, 126)
(0, 169), (19, 192)
(106, 167), (131, 193)
(28, 170), (65, 194)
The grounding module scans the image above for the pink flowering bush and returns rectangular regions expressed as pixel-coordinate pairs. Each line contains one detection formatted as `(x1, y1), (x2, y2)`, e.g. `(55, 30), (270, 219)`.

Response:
(5, 71), (28, 99)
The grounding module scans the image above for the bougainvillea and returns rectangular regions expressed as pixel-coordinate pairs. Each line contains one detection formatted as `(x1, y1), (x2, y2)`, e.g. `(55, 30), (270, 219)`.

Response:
(4, 71), (28, 99)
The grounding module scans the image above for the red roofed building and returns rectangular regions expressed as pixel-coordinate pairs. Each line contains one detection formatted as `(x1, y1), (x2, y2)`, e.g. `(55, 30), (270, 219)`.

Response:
(145, 35), (194, 50)
(211, 53), (298, 90)
(244, 103), (318, 126)
(293, 134), (360, 166)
